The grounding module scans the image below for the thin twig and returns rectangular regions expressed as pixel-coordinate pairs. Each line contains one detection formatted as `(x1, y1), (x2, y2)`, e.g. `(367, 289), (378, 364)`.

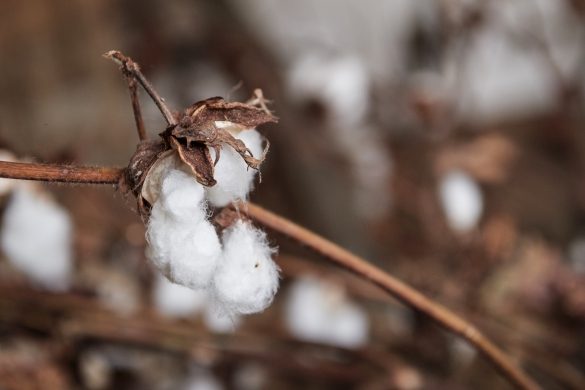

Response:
(0, 161), (123, 184)
(237, 202), (542, 390)
(0, 161), (541, 390)
(128, 78), (148, 141)
(104, 51), (176, 126)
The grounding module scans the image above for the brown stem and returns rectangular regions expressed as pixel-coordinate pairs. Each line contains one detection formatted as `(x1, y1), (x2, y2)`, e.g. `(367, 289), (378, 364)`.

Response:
(0, 161), (541, 390)
(104, 51), (177, 126)
(237, 202), (541, 390)
(128, 78), (148, 141)
(0, 161), (124, 184)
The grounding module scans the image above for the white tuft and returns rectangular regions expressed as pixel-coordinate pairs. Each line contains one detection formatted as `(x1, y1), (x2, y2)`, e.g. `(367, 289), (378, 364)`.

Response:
(285, 277), (369, 348)
(212, 220), (279, 316)
(439, 170), (483, 233)
(203, 306), (241, 333)
(205, 130), (264, 207)
(182, 369), (224, 390)
(146, 169), (222, 290)
(0, 185), (73, 291)
(153, 273), (208, 317)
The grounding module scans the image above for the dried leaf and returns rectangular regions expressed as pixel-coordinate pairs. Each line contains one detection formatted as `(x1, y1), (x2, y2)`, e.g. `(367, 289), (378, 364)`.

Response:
(170, 137), (217, 187)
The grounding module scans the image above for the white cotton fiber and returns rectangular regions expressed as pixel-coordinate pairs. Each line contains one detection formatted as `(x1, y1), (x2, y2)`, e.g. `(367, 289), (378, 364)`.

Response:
(153, 273), (208, 317)
(146, 169), (222, 290)
(439, 170), (483, 233)
(182, 369), (224, 390)
(285, 277), (369, 348)
(212, 220), (279, 316)
(205, 130), (264, 207)
(0, 185), (73, 291)
(203, 305), (241, 333)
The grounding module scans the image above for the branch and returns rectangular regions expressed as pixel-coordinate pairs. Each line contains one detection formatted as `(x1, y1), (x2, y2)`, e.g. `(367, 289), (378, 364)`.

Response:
(0, 161), (541, 390)
(0, 161), (124, 184)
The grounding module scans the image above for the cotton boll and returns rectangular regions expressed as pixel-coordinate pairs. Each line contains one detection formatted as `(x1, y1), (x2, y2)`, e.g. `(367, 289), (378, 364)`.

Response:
(182, 370), (224, 390)
(203, 306), (241, 333)
(439, 170), (483, 233)
(212, 221), (279, 316)
(0, 185), (72, 291)
(205, 130), (264, 207)
(146, 169), (222, 290)
(153, 274), (208, 317)
(285, 277), (369, 348)
(159, 170), (207, 221)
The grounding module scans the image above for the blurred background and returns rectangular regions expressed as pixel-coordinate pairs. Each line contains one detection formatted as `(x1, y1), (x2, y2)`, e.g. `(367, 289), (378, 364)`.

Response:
(0, 0), (585, 389)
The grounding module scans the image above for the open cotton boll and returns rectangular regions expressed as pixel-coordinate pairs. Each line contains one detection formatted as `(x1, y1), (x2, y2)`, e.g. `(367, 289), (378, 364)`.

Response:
(153, 273), (208, 317)
(205, 130), (264, 207)
(212, 221), (279, 316)
(146, 169), (222, 290)
(0, 185), (72, 291)
(439, 170), (483, 233)
(285, 277), (369, 348)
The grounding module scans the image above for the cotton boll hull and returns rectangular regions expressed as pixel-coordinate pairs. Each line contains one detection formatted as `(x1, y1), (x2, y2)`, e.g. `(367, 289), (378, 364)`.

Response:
(212, 221), (279, 316)
(0, 186), (73, 291)
(205, 130), (264, 207)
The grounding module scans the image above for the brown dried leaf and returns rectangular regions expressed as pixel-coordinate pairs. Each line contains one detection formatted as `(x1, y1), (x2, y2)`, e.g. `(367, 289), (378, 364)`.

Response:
(172, 97), (276, 142)
(170, 137), (217, 187)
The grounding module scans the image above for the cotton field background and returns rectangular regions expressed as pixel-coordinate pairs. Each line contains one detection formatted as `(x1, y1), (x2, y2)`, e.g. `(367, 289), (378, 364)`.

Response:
(0, 0), (585, 389)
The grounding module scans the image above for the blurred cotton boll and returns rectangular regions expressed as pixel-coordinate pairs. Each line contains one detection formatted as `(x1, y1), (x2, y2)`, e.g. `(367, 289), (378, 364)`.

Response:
(288, 53), (370, 126)
(285, 277), (369, 348)
(182, 369), (224, 390)
(205, 129), (264, 207)
(203, 307), (241, 334)
(153, 273), (208, 318)
(439, 170), (483, 233)
(0, 184), (73, 291)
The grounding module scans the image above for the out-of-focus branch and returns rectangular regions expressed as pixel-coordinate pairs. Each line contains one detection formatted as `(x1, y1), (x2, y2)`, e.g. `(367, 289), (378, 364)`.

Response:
(0, 161), (541, 390)
(0, 161), (124, 184)
(238, 202), (541, 390)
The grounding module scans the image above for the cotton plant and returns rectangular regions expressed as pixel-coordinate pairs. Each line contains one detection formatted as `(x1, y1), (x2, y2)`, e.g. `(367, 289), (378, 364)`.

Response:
(105, 52), (281, 318)
(143, 142), (280, 318)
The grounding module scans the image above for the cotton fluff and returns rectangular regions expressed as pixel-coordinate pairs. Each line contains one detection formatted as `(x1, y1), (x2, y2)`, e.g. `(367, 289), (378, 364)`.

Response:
(205, 130), (264, 207)
(285, 277), (369, 348)
(0, 185), (73, 291)
(212, 220), (279, 316)
(439, 170), (483, 233)
(146, 169), (222, 290)
(153, 273), (208, 317)
(153, 273), (241, 332)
